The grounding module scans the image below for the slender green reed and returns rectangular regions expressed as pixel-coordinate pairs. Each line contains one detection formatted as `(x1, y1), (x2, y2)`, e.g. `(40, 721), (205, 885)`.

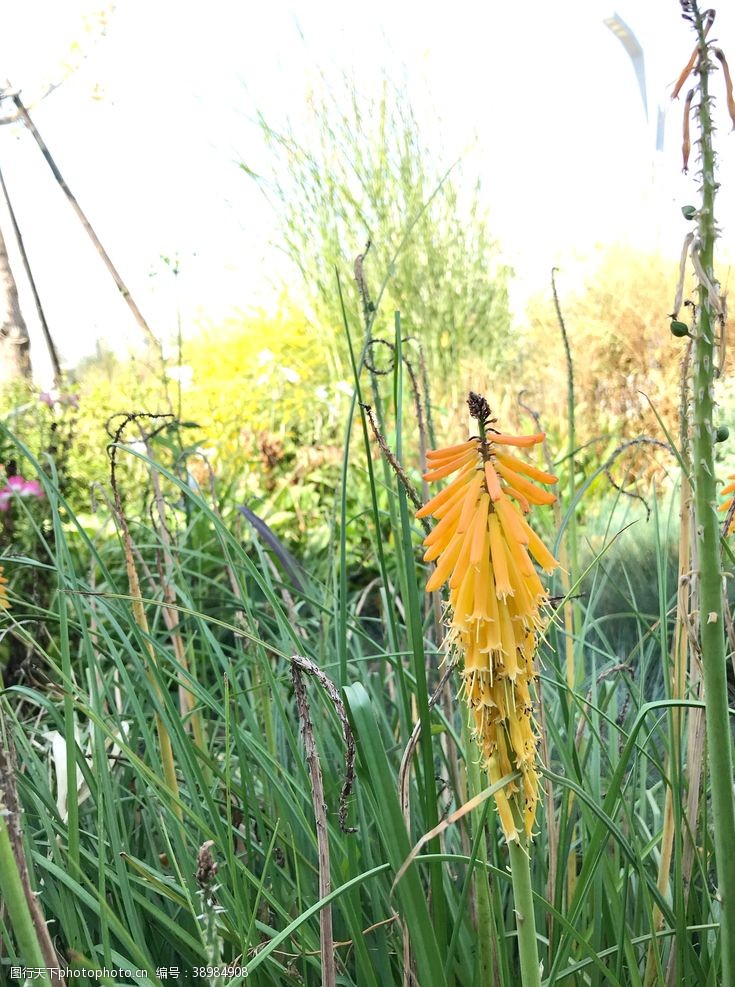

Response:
(685, 4), (735, 982)
(0, 798), (49, 979)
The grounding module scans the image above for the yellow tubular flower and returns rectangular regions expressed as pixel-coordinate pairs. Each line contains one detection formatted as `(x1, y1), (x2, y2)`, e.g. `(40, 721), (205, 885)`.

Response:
(719, 474), (735, 534)
(417, 391), (559, 841)
(417, 462), (475, 517)
(0, 566), (9, 611)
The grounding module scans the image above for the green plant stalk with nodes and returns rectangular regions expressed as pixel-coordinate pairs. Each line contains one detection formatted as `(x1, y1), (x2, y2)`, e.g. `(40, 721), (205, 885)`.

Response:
(687, 5), (735, 983)
(508, 829), (540, 987)
(0, 814), (49, 979)
(459, 715), (499, 984)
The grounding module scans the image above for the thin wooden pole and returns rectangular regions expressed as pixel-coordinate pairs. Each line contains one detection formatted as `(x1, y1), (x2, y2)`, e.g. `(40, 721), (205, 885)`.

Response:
(0, 163), (62, 384)
(8, 87), (162, 356)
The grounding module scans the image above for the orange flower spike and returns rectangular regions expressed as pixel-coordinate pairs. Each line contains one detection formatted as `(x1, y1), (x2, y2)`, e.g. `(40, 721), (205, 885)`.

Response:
(418, 393), (557, 847)
(484, 460), (503, 501)
(719, 474), (735, 512)
(495, 452), (558, 486)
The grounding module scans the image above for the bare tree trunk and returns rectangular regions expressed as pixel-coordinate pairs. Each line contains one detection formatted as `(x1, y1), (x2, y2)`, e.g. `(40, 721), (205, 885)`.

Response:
(0, 223), (31, 384)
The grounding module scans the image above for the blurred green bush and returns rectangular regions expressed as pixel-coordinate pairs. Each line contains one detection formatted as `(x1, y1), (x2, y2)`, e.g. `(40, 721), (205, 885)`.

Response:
(246, 75), (513, 381)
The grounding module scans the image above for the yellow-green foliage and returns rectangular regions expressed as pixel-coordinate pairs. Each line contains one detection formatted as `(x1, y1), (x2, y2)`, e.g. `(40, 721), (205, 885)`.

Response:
(42, 305), (357, 562)
(67, 346), (168, 495)
(253, 78), (512, 382)
(181, 303), (339, 466)
(522, 245), (733, 448)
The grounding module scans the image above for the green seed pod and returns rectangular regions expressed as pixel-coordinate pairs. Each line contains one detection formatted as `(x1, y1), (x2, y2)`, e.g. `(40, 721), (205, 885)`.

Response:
(716, 425), (730, 443)
(681, 205), (697, 220)
(670, 320), (690, 337)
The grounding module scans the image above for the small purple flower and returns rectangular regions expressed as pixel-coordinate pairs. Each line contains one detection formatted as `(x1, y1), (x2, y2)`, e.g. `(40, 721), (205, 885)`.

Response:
(0, 475), (44, 510)
(18, 477), (43, 497)
(39, 389), (80, 409)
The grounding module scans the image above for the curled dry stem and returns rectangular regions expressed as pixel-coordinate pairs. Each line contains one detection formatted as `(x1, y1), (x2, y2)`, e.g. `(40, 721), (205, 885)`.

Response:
(106, 411), (182, 815)
(291, 659), (336, 987)
(290, 654), (357, 834)
(601, 437), (674, 521)
(361, 402), (428, 525)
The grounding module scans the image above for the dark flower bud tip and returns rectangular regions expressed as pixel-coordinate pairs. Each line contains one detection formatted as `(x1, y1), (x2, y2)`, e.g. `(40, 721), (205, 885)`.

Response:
(467, 391), (493, 428)
(670, 320), (690, 338)
(716, 425), (730, 443)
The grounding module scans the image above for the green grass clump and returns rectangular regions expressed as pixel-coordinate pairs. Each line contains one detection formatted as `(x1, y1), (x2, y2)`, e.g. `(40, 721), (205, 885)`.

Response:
(0, 338), (727, 985)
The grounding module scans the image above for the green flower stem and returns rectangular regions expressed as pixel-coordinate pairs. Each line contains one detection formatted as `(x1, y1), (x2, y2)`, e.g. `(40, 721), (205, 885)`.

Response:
(0, 814), (49, 978)
(461, 716), (500, 985)
(689, 6), (735, 983)
(508, 834), (541, 987)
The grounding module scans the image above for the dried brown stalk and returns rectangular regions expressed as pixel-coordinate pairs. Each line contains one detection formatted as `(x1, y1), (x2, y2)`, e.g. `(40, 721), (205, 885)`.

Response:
(7, 88), (162, 356)
(107, 413), (181, 816)
(144, 435), (206, 753)
(0, 723), (66, 981)
(291, 658), (336, 987)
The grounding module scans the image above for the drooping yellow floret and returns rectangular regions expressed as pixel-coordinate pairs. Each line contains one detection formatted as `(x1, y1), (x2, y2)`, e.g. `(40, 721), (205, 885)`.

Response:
(0, 566), (9, 611)
(720, 474), (735, 534)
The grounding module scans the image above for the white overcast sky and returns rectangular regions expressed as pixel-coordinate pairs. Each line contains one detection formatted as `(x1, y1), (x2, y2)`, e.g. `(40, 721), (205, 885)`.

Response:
(1, 0), (734, 385)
